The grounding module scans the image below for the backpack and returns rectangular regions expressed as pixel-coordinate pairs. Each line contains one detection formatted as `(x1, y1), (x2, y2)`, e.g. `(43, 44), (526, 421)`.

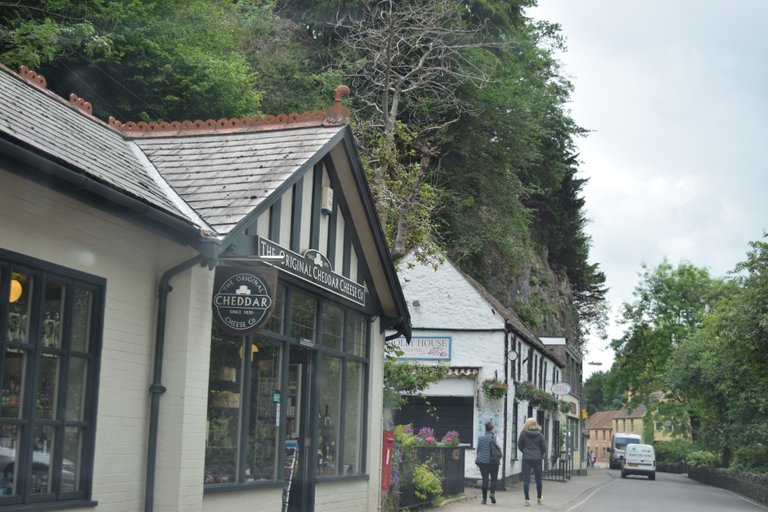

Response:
(489, 438), (502, 464)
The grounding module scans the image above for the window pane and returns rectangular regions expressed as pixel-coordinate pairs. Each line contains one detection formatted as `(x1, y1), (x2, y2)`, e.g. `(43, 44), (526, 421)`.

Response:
(61, 427), (82, 492)
(0, 425), (20, 496)
(36, 353), (59, 420)
(346, 312), (367, 357)
(320, 303), (342, 350)
(290, 291), (316, 341)
(65, 357), (87, 421)
(8, 272), (32, 343)
(246, 339), (280, 481)
(71, 288), (93, 352)
(43, 282), (65, 348)
(317, 355), (341, 476)
(343, 361), (364, 475)
(205, 329), (242, 485)
(31, 425), (55, 494)
(1, 348), (25, 418)
(266, 284), (284, 334)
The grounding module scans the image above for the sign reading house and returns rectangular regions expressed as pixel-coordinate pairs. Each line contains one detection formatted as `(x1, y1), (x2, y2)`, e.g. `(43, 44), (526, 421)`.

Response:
(257, 237), (365, 306)
(212, 267), (275, 335)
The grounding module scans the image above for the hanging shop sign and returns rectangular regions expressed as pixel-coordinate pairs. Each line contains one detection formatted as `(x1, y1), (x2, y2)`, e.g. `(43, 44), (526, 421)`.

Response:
(257, 237), (366, 306)
(549, 381), (571, 396)
(212, 266), (276, 335)
(389, 336), (451, 360)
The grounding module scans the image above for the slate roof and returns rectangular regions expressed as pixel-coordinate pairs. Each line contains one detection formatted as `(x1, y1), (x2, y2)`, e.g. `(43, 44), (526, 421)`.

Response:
(0, 65), (192, 224)
(135, 126), (345, 235)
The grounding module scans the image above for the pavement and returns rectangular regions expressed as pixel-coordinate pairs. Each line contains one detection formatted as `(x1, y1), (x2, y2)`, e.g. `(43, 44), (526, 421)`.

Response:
(433, 467), (614, 512)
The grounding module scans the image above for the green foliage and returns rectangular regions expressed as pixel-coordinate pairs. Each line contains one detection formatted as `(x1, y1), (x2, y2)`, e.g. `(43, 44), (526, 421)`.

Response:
(413, 461), (443, 502)
(583, 370), (625, 414)
(732, 445), (768, 473)
(653, 439), (692, 464)
(686, 450), (719, 468)
(1, 0), (262, 120)
(383, 353), (450, 410)
(612, 260), (726, 409)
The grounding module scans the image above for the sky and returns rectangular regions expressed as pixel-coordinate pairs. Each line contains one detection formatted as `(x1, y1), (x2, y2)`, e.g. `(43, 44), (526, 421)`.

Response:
(528, 1), (768, 377)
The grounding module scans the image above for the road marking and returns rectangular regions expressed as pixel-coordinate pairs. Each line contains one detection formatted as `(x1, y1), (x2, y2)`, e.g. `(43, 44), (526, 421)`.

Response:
(564, 478), (615, 512)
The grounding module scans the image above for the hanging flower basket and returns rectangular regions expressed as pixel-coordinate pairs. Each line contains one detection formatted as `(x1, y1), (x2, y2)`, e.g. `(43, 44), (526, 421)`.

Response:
(514, 381), (562, 412)
(482, 378), (509, 401)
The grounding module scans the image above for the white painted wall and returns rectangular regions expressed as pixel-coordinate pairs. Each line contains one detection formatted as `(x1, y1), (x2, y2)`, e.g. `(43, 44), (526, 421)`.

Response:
(394, 254), (564, 481)
(0, 169), (215, 511)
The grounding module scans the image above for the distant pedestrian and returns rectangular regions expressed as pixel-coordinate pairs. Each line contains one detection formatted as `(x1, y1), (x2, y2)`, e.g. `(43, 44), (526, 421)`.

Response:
(518, 417), (547, 506)
(475, 420), (501, 505)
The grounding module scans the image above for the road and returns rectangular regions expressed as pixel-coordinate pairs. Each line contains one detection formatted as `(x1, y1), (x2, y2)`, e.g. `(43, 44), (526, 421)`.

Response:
(566, 471), (766, 512)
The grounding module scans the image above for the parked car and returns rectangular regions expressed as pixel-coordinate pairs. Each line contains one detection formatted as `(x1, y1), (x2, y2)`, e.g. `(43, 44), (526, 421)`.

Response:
(621, 443), (656, 480)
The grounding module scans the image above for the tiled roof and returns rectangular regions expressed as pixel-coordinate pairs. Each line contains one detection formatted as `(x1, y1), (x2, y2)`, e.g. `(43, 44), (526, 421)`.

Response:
(0, 65), (191, 224)
(586, 410), (618, 430)
(135, 126), (345, 235)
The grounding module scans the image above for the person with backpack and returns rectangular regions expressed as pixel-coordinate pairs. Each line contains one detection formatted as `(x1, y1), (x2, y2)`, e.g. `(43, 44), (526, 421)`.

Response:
(475, 420), (501, 504)
(518, 417), (547, 506)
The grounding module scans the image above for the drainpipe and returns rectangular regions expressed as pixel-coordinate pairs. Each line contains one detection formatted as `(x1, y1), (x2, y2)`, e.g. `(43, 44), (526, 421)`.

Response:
(502, 325), (510, 489)
(145, 247), (217, 512)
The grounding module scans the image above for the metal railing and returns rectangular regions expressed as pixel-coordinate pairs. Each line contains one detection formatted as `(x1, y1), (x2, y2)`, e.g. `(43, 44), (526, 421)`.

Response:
(543, 455), (572, 482)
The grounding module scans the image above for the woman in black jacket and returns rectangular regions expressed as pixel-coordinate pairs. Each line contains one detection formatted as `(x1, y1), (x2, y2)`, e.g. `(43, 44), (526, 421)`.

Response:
(517, 417), (547, 506)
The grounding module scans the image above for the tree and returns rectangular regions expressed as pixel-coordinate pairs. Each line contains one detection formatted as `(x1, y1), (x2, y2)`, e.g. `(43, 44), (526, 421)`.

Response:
(0, 0), (262, 120)
(333, 0), (513, 260)
(611, 260), (726, 407)
(583, 369), (625, 414)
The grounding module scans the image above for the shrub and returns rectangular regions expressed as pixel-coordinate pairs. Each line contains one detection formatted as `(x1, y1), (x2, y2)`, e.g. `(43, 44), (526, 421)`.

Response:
(654, 439), (692, 464)
(686, 450), (719, 468)
(413, 461), (443, 502)
(732, 444), (768, 473)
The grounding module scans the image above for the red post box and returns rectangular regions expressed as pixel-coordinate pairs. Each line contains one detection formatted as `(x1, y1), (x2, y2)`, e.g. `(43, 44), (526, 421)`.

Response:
(381, 429), (395, 490)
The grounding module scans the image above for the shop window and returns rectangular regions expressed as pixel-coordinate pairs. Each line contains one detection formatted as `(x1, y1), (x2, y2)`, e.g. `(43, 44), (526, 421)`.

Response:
(320, 303), (342, 350)
(346, 312), (367, 357)
(291, 291), (316, 341)
(205, 328), (242, 485)
(247, 340), (281, 481)
(204, 331), (283, 484)
(0, 257), (103, 509)
(343, 361), (363, 475)
(266, 284), (285, 334)
(317, 355), (341, 476)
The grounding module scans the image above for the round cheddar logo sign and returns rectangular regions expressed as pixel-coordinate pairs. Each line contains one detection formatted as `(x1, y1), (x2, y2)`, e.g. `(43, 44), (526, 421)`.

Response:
(212, 271), (273, 334)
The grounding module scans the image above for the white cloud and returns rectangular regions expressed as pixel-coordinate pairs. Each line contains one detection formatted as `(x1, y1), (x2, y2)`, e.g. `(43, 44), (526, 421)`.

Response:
(531, 0), (768, 377)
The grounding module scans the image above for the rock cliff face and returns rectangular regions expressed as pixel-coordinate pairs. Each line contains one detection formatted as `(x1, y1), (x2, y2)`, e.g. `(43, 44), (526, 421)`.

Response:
(474, 244), (583, 389)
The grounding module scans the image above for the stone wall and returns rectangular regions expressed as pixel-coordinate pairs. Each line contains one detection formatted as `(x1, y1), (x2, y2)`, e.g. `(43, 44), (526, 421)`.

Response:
(688, 467), (768, 505)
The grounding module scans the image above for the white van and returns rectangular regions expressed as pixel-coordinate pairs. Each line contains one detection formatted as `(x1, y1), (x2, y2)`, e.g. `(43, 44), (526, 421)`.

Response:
(608, 432), (642, 469)
(621, 443), (656, 480)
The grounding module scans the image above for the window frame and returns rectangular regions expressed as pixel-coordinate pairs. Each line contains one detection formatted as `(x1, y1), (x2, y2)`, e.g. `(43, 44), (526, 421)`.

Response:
(0, 249), (104, 510)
